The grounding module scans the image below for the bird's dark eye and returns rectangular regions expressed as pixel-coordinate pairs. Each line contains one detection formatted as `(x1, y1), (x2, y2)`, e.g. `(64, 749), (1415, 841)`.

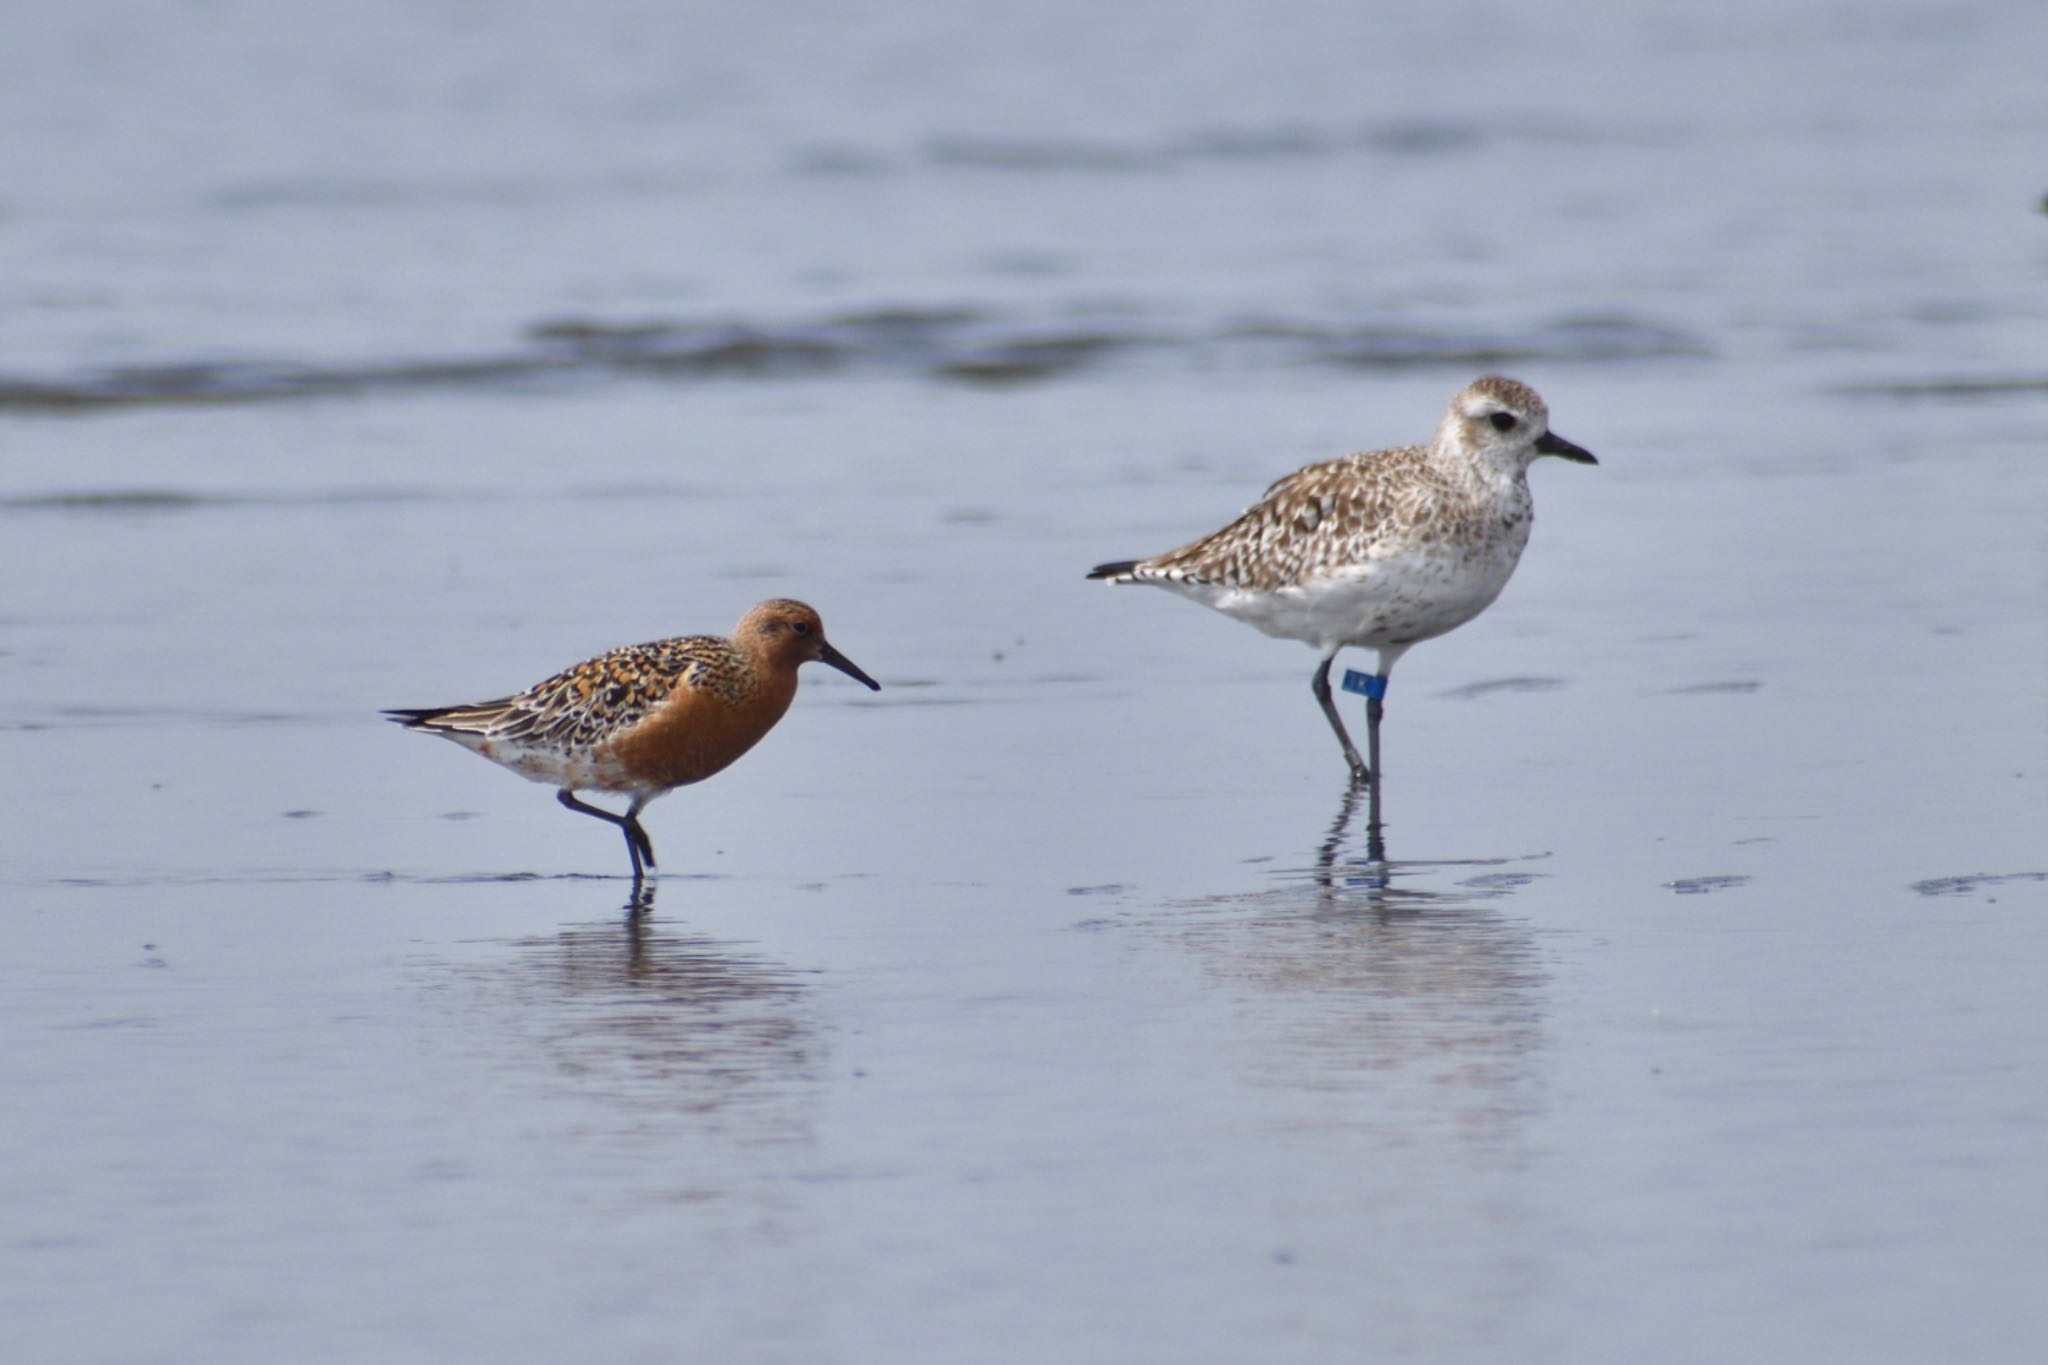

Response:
(791, 621), (812, 636)
(1489, 412), (1518, 433)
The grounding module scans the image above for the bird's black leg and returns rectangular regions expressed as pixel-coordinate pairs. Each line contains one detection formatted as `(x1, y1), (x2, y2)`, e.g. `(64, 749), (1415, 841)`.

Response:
(557, 789), (652, 880)
(623, 797), (657, 872)
(1364, 691), (1386, 836)
(1311, 657), (1371, 784)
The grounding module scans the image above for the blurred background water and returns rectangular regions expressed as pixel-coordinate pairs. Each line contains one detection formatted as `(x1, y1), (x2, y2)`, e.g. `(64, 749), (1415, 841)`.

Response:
(3, 1), (2046, 1362)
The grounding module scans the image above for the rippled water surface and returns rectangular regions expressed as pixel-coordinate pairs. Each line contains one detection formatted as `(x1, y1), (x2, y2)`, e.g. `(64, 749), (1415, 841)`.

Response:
(5, 1), (2047, 1362)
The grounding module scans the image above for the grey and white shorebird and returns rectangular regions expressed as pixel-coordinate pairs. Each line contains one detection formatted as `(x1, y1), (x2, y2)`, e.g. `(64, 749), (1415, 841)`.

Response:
(1088, 376), (1596, 797)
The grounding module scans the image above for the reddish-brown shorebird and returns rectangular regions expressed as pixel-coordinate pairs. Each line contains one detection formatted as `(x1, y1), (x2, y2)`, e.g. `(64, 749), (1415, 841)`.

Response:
(386, 598), (879, 879)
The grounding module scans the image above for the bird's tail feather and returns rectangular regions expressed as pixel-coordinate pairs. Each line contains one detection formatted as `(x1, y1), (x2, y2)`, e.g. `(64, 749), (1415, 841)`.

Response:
(383, 702), (513, 733)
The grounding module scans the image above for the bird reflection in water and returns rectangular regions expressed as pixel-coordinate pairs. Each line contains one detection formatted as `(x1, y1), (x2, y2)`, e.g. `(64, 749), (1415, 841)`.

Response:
(498, 880), (820, 1132)
(1318, 778), (1385, 885)
(1160, 783), (1551, 1151)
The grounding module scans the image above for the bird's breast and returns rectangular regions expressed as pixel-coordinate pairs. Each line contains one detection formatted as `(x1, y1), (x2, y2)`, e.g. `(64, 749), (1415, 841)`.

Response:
(599, 673), (797, 794)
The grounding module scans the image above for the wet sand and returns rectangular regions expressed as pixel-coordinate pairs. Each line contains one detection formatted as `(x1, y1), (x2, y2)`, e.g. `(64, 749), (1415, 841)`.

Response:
(7, 366), (2046, 1363)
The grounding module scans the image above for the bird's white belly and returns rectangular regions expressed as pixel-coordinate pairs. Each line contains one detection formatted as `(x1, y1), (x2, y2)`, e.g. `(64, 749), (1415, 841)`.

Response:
(441, 731), (622, 791)
(1171, 543), (1523, 651)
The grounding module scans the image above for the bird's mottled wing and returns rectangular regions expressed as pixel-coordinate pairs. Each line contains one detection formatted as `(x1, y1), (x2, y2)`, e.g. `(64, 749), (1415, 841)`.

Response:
(1140, 445), (1442, 592)
(395, 636), (729, 750)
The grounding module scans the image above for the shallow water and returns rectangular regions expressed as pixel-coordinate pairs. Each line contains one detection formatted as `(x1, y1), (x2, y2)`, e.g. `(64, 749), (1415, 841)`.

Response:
(5, 1), (2048, 1362)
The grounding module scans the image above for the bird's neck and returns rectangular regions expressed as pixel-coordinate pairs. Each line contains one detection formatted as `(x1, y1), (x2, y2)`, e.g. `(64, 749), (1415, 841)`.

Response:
(1431, 439), (1529, 492)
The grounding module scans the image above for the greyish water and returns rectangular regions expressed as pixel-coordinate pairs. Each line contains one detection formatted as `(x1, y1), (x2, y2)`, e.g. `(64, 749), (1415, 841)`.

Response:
(4, 1), (2046, 1361)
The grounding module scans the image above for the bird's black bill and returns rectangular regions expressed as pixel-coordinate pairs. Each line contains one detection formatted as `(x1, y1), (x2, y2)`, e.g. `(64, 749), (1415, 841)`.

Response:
(817, 641), (882, 691)
(1536, 430), (1598, 464)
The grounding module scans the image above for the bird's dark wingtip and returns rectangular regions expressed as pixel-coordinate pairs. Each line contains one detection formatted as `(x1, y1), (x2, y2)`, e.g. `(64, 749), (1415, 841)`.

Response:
(382, 707), (441, 728)
(1087, 559), (1140, 581)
